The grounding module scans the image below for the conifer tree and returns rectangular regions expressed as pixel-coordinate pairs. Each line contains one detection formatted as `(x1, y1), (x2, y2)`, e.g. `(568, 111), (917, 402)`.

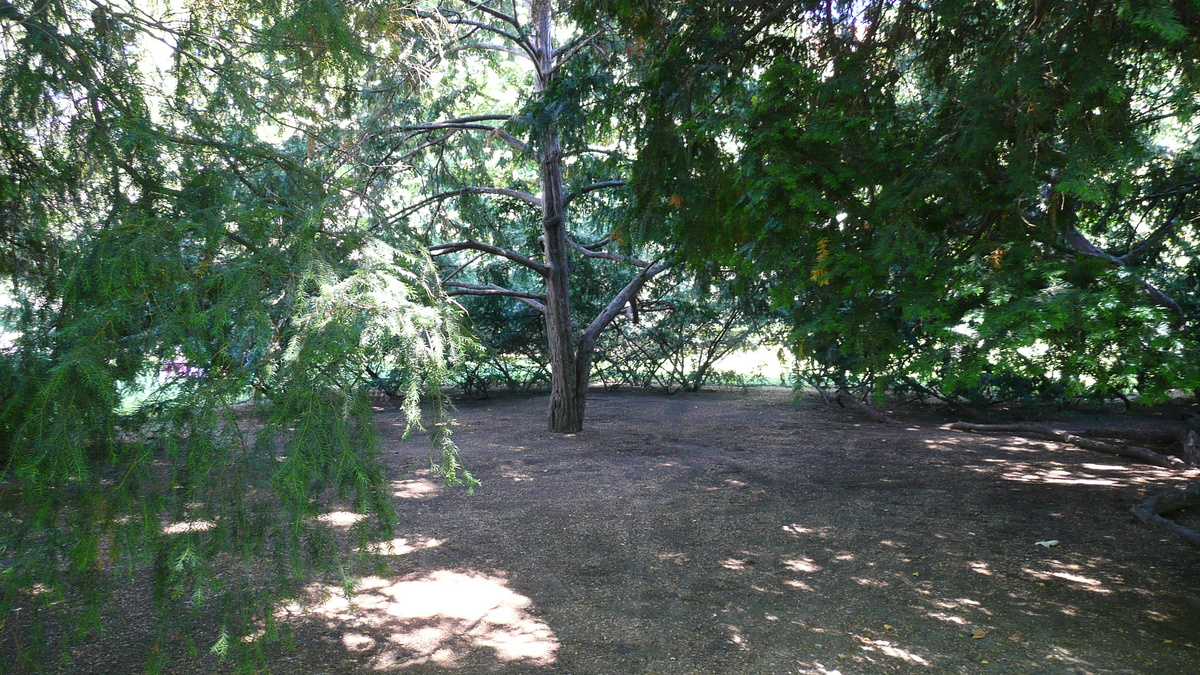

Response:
(375, 0), (668, 433)
(0, 1), (472, 667)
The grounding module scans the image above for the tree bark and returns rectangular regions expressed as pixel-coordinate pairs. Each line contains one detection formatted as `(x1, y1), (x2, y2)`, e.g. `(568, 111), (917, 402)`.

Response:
(529, 0), (584, 432)
(947, 422), (1186, 469)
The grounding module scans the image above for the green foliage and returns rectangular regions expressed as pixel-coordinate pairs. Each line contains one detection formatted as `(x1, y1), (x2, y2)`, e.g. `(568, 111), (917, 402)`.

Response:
(628, 0), (1200, 407)
(0, 0), (471, 669)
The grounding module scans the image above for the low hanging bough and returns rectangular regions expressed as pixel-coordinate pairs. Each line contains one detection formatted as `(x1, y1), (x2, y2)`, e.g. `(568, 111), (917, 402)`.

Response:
(946, 422), (1187, 470)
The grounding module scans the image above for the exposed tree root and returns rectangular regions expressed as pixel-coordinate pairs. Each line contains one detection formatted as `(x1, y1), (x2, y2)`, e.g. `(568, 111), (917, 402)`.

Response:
(1184, 431), (1200, 467)
(835, 389), (899, 425)
(1131, 484), (1200, 547)
(947, 422), (1185, 469)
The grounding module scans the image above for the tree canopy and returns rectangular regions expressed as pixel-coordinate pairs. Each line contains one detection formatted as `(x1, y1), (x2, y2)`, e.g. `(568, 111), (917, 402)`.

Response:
(624, 0), (1200, 405)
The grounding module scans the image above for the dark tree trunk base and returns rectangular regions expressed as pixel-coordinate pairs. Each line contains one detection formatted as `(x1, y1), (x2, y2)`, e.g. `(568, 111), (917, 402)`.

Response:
(947, 422), (1185, 469)
(1131, 484), (1200, 547)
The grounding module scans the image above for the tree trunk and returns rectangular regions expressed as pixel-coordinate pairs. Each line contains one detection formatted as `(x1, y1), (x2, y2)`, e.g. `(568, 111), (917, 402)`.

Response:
(530, 0), (585, 432)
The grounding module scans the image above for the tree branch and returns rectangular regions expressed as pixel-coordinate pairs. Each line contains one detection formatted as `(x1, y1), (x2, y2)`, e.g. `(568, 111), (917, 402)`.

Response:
(445, 282), (546, 312)
(1114, 196), (1186, 265)
(1062, 224), (1185, 328)
(565, 179), (627, 206)
(444, 40), (529, 59)
(579, 261), (668, 349)
(456, 0), (521, 31)
(374, 114), (516, 136)
(387, 187), (542, 228)
(567, 236), (651, 268)
(374, 115), (527, 154)
(442, 15), (536, 60)
(429, 239), (549, 277)
(552, 29), (603, 72)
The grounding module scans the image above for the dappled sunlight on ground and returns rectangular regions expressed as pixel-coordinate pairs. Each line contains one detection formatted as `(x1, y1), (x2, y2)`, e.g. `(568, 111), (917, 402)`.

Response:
(783, 523), (834, 537)
(961, 456), (1193, 487)
(391, 474), (442, 499)
(161, 519), (215, 535)
(854, 636), (931, 665)
(280, 569), (559, 670)
(362, 536), (443, 556)
(318, 511), (368, 527)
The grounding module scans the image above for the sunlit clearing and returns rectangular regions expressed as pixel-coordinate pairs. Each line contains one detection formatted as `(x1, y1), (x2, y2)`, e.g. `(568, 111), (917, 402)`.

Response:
(783, 557), (822, 573)
(280, 570), (558, 669)
(361, 536), (443, 556)
(318, 511), (367, 527)
(392, 478), (441, 499)
(162, 520), (215, 535)
(856, 638), (930, 665)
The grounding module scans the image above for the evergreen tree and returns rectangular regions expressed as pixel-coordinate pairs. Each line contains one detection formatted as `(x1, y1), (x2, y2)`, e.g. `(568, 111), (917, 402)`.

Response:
(0, 1), (471, 667)
(624, 0), (1200, 406)
(373, 0), (669, 432)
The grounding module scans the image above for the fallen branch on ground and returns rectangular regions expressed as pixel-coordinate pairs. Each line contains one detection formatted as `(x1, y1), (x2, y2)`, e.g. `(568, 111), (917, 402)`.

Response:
(947, 422), (1185, 469)
(1131, 484), (1200, 547)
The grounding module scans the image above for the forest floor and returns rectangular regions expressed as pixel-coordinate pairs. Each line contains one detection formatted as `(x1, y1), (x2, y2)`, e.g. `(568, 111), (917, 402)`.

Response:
(21, 387), (1200, 673)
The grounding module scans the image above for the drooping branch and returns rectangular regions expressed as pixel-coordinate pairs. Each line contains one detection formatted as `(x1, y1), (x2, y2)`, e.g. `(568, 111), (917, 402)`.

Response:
(835, 389), (899, 424)
(567, 236), (652, 268)
(1062, 224), (1185, 328)
(446, 282), (546, 313)
(948, 422), (1186, 469)
(564, 180), (627, 205)
(579, 261), (668, 349)
(429, 239), (549, 277)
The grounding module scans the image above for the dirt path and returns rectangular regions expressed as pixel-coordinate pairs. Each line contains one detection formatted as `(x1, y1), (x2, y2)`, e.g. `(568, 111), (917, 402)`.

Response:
(266, 388), (1199, 674)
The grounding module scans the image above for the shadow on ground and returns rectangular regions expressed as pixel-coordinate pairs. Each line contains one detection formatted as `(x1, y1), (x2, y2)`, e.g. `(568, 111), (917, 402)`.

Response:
(270, 388), (1200, 674)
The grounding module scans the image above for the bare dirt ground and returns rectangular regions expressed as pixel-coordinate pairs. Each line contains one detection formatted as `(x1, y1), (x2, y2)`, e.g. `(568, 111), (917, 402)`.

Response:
(16, 388), (1200, 673)
(273, 388), (1200, 674)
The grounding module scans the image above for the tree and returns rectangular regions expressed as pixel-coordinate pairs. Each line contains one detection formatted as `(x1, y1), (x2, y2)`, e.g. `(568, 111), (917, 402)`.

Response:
(377, 0), (668, 432)
(0, 1), (471, 667)
(623, 0), (1200, 408)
